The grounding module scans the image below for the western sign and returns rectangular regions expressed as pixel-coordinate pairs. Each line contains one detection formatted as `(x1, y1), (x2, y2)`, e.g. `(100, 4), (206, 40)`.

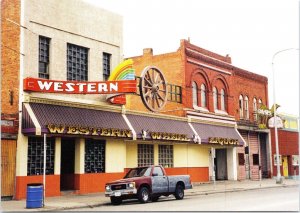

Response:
(23, 77), (137, 94)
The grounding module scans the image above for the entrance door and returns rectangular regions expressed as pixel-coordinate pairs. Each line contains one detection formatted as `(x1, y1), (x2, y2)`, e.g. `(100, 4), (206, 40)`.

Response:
(215, 149), (227, 180)
(282, 156), (289, 177)
(1, 140), (16, 199)
(60, 138), (75, 191)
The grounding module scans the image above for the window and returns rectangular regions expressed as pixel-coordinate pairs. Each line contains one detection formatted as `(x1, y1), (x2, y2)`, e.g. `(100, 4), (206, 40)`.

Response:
(200, 84), (206, 107)
(258, 99), (262, 108)
(27, 137), (55, 176)
(138, 144), (154, 167)
(158, 145), (173, 168)
(67, 43), (88, 81)
(253, 154), (259, 165)
(103, 52), (111, 81)
(85, 139), (105, 173)
(239, 95), (244, 119)
(213, 87), (218, 110)
(192, 82), (198, 106)
(153, 166), (164, 176)
(238, 153), (245, 165)
(168, 84), (182, 103)
(244, 96), (249, 120)
(220, 89), (226, 111)
(253, 98), (257, 121)
(39, 36), (50, 79)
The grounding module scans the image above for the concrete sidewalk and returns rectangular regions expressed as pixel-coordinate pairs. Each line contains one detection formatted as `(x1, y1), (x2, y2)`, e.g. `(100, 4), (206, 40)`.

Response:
(1, 178), (299, 212)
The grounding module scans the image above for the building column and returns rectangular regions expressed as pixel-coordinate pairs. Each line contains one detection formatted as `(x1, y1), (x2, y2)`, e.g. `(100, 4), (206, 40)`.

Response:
(154, 144), (159, 165)
(75, 138), (85, 174)
(227, 147), (237, 180)
(16, 133), (28, 176)
(54, 137), (61, 175)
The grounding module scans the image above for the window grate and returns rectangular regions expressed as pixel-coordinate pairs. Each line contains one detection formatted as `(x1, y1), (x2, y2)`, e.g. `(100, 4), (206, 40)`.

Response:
(85, 139), (105, 173)
(138, 144), (154, 167)
(39, 36), (50, 79)
(67, 43), (88, 81)
(27, 137), (55, 176)
(103, 52), (111, 81)
(158, 145), (173, 168)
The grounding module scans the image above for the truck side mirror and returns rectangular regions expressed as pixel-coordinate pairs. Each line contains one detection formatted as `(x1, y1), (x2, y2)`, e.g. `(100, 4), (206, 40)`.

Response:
(152, 173), (158, 176)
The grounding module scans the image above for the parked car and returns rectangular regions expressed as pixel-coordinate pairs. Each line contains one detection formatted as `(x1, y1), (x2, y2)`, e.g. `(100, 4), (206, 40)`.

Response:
(105, 165), (192, 205)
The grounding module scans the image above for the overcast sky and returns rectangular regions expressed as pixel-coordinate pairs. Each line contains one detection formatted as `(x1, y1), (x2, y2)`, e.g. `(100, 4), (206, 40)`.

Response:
(84, 0), (299, 116)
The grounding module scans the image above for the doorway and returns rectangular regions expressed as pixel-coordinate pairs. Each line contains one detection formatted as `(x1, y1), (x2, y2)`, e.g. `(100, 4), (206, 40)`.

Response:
(60, 138), (75, 191)
(282, 156), (289, 177)
(214, 149), (228, 180)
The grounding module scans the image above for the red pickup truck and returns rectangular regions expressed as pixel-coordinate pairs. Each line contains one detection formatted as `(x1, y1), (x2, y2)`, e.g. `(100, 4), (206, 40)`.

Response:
(105, 165), (192, 205)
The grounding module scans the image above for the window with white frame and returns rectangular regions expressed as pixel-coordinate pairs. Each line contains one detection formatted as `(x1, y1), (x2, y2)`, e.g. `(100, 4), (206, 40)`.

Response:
(138, 144), (154, 167)
(253, 98), (257, 121)
(213, 87), (218, 110)
(220, 89), (226, 111)
(258, 99), (262, 108)
(192, 82), (198, 107)
(239, 95), (244, 119)
(158, 145), (173, 168)
(244, 96), (249, 120)
(200, 84), (207, 108)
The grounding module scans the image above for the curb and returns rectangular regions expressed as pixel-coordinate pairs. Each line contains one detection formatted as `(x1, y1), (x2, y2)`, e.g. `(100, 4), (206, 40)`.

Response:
(38, 184), (299, 212)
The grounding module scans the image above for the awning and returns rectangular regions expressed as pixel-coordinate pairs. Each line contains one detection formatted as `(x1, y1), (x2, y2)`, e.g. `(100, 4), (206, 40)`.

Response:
(191, 122), (245, 146)
(125, 114), (195, 142)
(22, 103), (132, 139)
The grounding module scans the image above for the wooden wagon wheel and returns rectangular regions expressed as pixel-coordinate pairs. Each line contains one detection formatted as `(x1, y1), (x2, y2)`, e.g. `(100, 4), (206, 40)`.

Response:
(139, 66), (168, 112)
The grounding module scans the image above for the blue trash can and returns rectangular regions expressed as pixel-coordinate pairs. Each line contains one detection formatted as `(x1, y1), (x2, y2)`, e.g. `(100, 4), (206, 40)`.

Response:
(26, 183), (43, 208)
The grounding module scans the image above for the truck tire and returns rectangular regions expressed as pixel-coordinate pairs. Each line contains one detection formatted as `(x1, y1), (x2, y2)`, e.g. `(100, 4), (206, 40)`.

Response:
(110, 196), (122, 205)
(138, 187), (150, 203)
(174, 184), (184, 200)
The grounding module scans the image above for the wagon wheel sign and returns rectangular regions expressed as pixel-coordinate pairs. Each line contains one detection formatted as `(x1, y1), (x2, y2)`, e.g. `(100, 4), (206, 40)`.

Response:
(139, 66), (168, 112)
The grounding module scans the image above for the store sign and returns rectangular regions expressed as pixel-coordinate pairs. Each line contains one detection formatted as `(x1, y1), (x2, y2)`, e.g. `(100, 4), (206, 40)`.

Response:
(292, 155), (299, 166)
(268, 116), (284, 128)
(23, 77), (137, 94)
(208, 137), (239, 146)
(273, 154), (282, 166)
(47, 124), (132, 138)
(149, 131), (190, 142)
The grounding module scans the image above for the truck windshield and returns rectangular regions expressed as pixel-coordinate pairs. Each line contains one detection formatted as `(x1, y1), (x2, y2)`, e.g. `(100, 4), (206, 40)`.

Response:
(124, 167), (151, 178)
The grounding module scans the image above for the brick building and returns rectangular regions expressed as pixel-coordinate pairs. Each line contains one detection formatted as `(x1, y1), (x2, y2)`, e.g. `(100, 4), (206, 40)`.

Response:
(127, 39), (270, 181)
(1, 0), (21, 199)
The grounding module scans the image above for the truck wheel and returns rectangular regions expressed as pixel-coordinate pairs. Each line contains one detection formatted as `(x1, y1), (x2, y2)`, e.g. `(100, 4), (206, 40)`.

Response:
(138, 187), (150, 203)
(110, 196), (122, 205)
(174, 184), (184, 200)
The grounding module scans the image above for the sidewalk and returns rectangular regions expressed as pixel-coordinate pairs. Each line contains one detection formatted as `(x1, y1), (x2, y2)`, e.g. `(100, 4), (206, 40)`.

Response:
(1, 178), (299, 212)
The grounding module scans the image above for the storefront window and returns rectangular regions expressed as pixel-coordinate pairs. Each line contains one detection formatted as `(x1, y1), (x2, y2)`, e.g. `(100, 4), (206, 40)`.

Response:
(138, 144), (154, 167)
(27, 137), (55, 176)
(85, 139), (105, 173)
(158, 145), (173, 168)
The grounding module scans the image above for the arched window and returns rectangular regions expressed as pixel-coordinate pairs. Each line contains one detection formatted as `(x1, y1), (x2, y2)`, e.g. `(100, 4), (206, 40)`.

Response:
(200, 84), (206, 108)
(244, 96), (249, 120)
(192, 82), (198, 107)
(239, 95), (244, 119)
(213, 87), (218, 110)
(258, 99), (262, 108)
(220, 89), (225, 111)
(253, 98), (257, 121)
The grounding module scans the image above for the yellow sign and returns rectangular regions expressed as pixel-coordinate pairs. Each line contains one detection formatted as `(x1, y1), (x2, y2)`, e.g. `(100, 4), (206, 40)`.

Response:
(150, 132), (190, 141)
(47, 124), (132, 138)
(208, 137), (239, 146)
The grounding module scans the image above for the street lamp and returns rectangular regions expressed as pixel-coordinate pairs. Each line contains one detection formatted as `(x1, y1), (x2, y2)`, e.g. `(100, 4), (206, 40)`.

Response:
(272, 48), (299, 184)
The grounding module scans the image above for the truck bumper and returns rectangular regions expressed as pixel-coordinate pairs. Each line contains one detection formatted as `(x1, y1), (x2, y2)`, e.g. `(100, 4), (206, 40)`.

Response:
(105, 188), (137, 197)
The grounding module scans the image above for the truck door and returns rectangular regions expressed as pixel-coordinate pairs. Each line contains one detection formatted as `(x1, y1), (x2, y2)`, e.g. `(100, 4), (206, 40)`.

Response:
(151, 166), (169, 194)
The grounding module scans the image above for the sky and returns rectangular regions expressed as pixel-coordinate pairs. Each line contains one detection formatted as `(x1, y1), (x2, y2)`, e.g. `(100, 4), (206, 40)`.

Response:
(84, 0), (299, 117)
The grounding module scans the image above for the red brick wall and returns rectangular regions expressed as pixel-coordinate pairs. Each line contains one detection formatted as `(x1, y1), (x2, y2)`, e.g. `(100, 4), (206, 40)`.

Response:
(1, 0), (20, 135)
(270, 129), (299, 176)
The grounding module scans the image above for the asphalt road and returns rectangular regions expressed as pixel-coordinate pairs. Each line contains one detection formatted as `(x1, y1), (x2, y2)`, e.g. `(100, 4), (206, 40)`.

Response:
(66, 186), (299, 212)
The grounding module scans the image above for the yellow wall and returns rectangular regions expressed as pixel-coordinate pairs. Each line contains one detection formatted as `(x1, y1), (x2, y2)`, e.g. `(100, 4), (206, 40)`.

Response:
(174, 144), (209, 167)
(126, 143), (137, 168)
(106, 139), (126, 172)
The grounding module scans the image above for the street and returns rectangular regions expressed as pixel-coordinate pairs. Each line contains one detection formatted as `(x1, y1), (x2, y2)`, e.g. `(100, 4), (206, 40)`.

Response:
(66, 186), (299, 212)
